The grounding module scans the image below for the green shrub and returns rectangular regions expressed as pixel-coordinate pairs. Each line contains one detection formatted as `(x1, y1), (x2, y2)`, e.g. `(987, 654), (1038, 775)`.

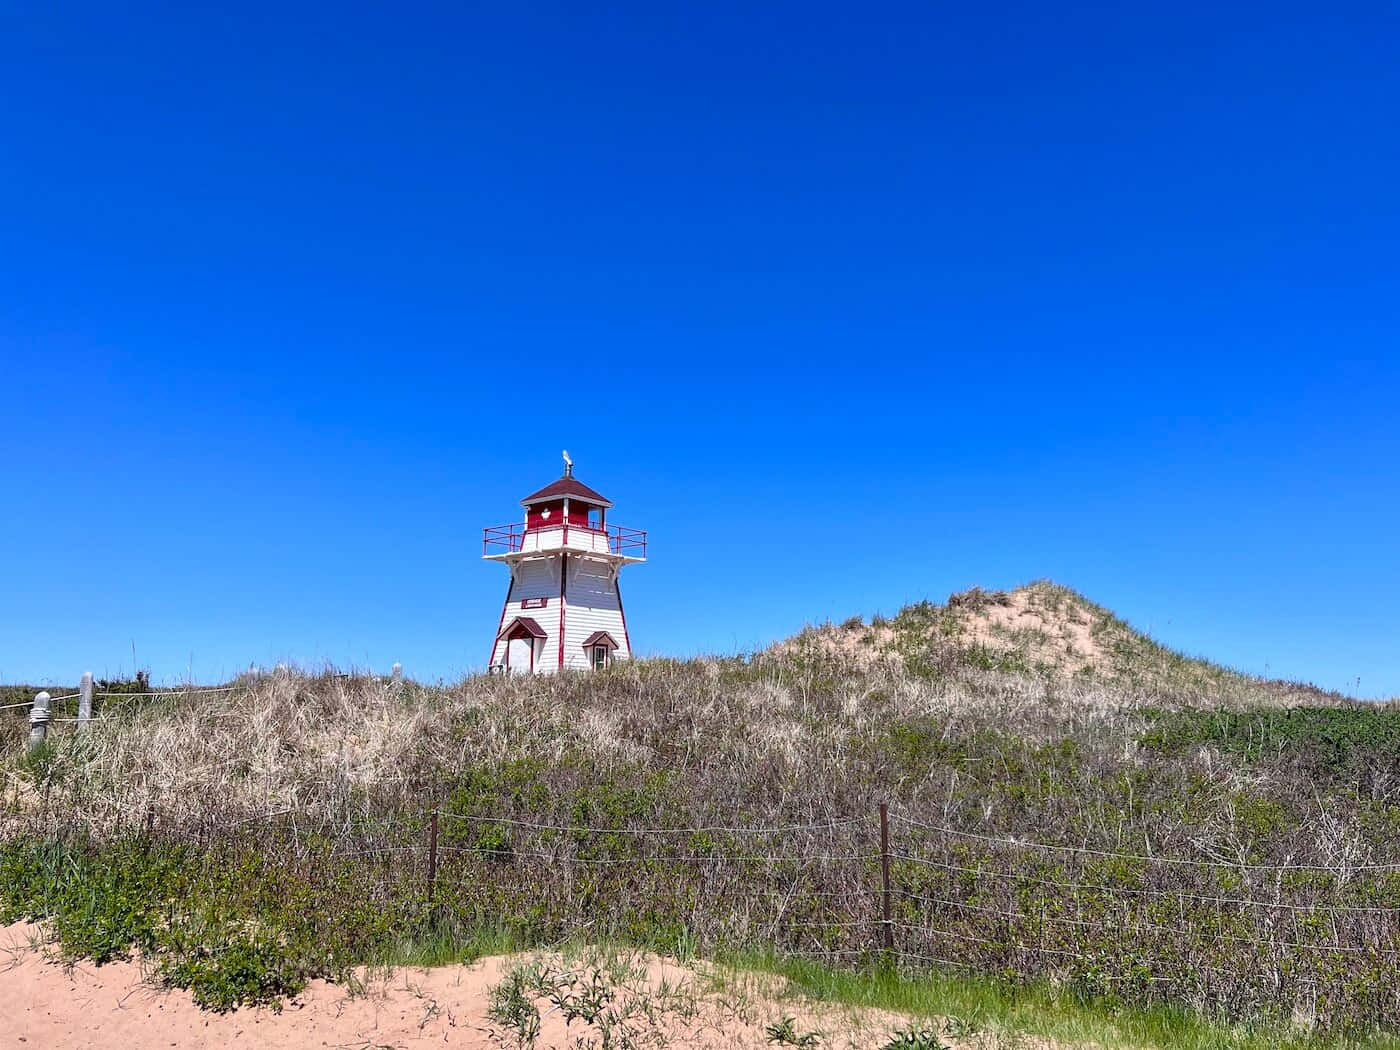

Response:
(766, 1014), (820, 1046)
(881, 1027), (949, 1050)
(1141, 706), (1400, 783)
(487, 964), (543, 1047)
(160, 934), (303, 1012)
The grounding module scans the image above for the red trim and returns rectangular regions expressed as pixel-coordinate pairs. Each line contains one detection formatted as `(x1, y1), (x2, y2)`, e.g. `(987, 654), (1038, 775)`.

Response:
(558, 553), (568, 671)
(616, 577), (633, 658)
(520, 476), (612, 508)
(499, 616), (547, 640)
(489, 576), (514, 667)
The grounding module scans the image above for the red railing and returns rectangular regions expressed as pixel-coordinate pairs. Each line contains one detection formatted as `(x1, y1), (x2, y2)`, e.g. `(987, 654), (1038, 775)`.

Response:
(482, 522), (648, 559)
(482, 522), (527, 556)
(608, 525), (647, 558)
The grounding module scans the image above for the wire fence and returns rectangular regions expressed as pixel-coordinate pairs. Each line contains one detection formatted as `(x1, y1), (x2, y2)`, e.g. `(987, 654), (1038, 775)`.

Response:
(354, 800), (1398, 1025)
(313, 803), (1396, 969)
(1, 684), (239, 725)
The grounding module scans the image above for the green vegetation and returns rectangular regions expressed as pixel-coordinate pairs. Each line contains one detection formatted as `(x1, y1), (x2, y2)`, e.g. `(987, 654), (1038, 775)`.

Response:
(487, 963), (544, 1046)
(725, 951), (1400, 1050)
(0, 832), (461, 1010)
(1142, 705), (1400, 782)
(881, 1030), (949, 1050)
(765, 1014), (822, 1047)
(484, 950), (699, 1048)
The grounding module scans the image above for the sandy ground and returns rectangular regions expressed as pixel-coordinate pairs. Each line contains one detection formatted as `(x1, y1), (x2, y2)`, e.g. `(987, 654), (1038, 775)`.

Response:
(779, 585), (1103, 675)
(0, 923), (935, 1050)
(965, 590), (1098, 670)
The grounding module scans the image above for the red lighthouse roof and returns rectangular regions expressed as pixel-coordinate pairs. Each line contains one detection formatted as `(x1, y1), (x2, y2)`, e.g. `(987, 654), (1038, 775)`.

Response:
(519, 474), (612, 508)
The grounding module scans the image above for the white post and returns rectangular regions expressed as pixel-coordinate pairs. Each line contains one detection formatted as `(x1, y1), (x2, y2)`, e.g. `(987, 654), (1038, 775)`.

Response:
(78, 671), (94, 728)
(391, 662), (403, 685)
(28, 692), (51, 751)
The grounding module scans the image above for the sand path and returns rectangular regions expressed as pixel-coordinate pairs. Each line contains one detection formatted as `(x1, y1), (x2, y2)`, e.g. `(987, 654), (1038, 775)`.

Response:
(0, 923), (928, 1049)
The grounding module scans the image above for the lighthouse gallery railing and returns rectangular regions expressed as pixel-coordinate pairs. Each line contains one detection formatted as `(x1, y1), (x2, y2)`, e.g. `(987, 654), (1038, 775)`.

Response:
(482, 522), (647, 559)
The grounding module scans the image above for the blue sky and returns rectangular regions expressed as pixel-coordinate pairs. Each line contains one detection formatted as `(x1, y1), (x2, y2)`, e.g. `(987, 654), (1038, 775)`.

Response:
(3, 3), (1398, 695)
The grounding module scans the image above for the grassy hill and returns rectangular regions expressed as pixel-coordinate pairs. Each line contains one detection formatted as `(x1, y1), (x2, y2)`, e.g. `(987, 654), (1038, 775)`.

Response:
(783, 580), (1350, 706)
(3, 583), (1399, 1043)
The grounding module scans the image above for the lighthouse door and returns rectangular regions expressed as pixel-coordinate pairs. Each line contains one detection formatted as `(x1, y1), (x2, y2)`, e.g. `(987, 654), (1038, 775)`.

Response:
(506, 636), (534, 673)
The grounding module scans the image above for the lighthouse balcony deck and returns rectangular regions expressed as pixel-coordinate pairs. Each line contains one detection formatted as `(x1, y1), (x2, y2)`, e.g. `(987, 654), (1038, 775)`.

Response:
(482, 521), (647, 561)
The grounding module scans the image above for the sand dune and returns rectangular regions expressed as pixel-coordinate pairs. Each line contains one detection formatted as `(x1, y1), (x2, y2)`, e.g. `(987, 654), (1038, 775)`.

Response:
(0, 922), (930, 1050)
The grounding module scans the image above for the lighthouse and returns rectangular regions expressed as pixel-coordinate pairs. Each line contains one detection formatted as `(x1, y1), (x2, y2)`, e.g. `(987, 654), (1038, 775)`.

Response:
(483, 453), (647, 673)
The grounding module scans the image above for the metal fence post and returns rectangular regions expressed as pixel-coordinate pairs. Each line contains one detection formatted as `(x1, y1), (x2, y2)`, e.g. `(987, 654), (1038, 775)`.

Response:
(27, 692), (51, 751)
(78, 671), (93, 728)
(880, 802), (894, 956)
(427, 810), (439, 903)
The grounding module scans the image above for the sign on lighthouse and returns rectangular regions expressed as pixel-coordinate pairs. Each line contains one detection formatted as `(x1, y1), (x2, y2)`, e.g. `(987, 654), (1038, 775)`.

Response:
(483, 454), (647, 674)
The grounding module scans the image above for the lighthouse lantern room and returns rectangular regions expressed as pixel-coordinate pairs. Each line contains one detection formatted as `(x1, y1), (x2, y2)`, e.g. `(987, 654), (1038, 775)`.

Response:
(483, 453), (646, 674)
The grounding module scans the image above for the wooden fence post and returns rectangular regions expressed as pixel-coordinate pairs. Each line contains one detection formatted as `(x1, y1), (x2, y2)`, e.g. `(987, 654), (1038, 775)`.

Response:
(427, 810), (439, 903)
(78, 672), (94, 729)
(27, 692), (51, 751)
(880, 802), (894, 956)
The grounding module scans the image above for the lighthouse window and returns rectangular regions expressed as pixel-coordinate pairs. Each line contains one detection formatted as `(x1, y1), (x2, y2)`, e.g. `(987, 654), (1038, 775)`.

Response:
(591, 645), (609, 671)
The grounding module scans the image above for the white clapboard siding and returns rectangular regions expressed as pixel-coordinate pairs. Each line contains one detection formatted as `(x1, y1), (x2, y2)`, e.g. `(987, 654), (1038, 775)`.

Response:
(489, 559), (562, 669)
(562, 558), (630, 669)
(518, 526), (610, 556)
(568, 529), (612, 556)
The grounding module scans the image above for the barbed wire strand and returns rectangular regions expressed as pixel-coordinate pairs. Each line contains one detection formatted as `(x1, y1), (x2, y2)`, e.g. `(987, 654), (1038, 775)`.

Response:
(894, 949), (1175, 983)
(892, 812), (1400, 873)
(894, 898), (1399, 957)
(0, 692), (83, 710)
(900, 891), (1182, 935)
(892, 922), (1092, 960)
(889, 850), (1400, 914)
(433, 844), (880, 865)
(432, 810), (868, 836)
(94, 686), (236, 699)
(895, 916), (1399, 959)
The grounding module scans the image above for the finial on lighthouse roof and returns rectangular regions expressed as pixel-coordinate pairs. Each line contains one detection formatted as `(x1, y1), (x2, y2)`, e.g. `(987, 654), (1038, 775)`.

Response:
(562, 449), (573, 477)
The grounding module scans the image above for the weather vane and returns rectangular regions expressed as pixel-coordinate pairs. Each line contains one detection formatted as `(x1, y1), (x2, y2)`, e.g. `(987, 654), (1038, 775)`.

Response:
(562, 449), (573, 476)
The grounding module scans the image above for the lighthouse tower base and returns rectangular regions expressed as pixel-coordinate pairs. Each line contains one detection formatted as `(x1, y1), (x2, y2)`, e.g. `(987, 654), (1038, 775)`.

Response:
(490, 555), (631, 674)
